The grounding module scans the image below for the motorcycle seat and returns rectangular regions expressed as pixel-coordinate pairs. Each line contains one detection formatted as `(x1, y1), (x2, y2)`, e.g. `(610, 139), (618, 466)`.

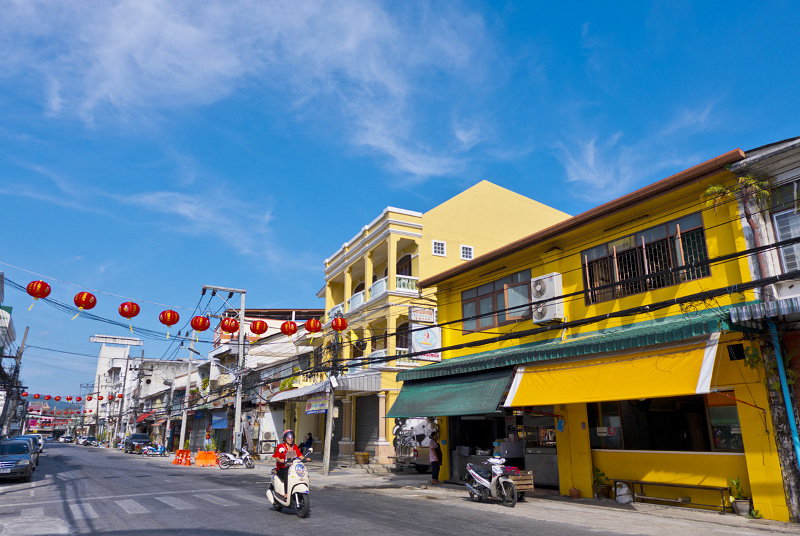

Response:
(467, 463), (491, 480)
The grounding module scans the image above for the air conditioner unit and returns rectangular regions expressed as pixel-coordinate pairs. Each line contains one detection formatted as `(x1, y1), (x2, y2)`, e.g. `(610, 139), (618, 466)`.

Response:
(530, 272), (564, 324)
(773, 280), (800, 300)
(262, 431), (271, 440)
(260, 442), (275, 454)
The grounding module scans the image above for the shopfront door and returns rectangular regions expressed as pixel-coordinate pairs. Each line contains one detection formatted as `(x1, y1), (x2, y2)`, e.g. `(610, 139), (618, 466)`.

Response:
(354, 395), (379, 454)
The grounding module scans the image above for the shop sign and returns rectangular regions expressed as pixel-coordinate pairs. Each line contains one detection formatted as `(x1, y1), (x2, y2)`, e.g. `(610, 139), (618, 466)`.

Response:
(305, 395), (328, 414)
(410, 324), (441, 361)
(410, 307), (436, 323)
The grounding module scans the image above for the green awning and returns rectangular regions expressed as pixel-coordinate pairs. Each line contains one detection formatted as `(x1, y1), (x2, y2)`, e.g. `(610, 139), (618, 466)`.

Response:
(386, 368), (513, 418)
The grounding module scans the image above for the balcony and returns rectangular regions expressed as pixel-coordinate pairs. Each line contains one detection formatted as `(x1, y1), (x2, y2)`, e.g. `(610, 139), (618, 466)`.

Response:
(395, 347), (421, 366)
(347, 290), (366, 312)
(367, 348), (387, 369)
(396, 275), (418, 292)
(327, 302), (345, 322)
(368, 277), (388, 301)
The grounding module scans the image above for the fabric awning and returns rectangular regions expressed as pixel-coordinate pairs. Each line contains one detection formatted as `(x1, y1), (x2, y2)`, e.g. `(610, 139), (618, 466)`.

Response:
(504, 333), (720, 407)
(270, 380), (329, 402)
(387, 368), (514, 418)
(136, 411), (155, 423)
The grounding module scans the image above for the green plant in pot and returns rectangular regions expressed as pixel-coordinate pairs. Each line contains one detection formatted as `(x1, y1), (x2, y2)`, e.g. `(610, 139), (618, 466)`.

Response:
(730, 476), (752, 516)
(592, 468), (611, 499)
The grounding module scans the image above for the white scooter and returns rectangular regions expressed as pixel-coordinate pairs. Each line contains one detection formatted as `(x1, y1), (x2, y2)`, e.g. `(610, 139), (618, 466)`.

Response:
(218, 447), (255, 469)
(265, 448), (312, 518)
(465, 455), (518, 507)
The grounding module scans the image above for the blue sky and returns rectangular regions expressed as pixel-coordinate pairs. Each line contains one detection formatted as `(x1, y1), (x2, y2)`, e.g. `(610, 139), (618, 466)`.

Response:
(1, 0), (798, 396)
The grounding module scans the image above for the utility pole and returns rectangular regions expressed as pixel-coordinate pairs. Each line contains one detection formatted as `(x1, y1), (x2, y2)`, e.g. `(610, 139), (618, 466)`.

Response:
(322, 328), (340, 476)
(202, 285), (247, 451)
(131, 351), (145, 433)
(113, 346), (132, 444)
(164, 378), (175, 450)
(178, 340), (194, 451)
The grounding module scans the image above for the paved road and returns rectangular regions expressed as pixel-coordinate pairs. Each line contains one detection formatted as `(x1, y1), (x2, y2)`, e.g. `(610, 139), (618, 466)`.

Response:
(0, 443), (797, 536)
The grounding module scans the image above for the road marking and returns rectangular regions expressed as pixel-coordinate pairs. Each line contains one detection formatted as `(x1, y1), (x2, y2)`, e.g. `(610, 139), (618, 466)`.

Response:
(20, 507), (44, 518)
(115, 499), (149, 514)
(69, 503), (99, 519)
(28, 489), (35, 497)
(0, 487), (230, 508)
(56, 474), (69, 481)
(154, 496), (195, 510)
(194, 494), (235, 506)
(237, 494), (265, 503)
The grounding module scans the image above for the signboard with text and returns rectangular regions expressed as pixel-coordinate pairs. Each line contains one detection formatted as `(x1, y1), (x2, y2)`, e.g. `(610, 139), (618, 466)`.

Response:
(410, 324), (441, 362)
(305, 395), (328, 414)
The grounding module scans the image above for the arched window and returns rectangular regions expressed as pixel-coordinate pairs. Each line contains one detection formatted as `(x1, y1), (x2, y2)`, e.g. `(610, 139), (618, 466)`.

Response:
(353, 282), (365, 294)
(397, 255), (412, 277)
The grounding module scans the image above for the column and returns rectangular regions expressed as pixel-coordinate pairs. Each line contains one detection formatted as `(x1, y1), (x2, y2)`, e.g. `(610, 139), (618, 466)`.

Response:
(387, 235), (397, 291)
(324, 283), (333, 319)
(376, 391), (392, 464)
(344, 267), (353, 312)
(339, 398), (353, 456)
(365, 251), (374, 300)
(387, 312), (397, 361)
(364, 326), (373, 362)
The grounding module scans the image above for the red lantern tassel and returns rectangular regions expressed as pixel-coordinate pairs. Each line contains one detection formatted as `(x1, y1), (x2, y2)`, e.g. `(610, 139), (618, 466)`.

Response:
(71, 307), (83, 320)
(28, 298), (37, 311)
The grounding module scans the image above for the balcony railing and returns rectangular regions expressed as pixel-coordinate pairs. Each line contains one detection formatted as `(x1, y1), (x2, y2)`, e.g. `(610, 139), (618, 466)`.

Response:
(367, 348), (387, 368)
(395, 347), (423, 366)
(368, 277), (388, 301)
(348, 290), (365, 311)
(396, 275), (418, 291)
(327, 303), (344, 322)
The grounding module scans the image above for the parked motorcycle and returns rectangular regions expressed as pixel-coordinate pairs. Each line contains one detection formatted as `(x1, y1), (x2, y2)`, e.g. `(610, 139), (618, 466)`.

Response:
(265, 448), (312, 518)
(141, 444), (168, 457)
(465, 455), (518, 507)
(218, 447), (255, 469)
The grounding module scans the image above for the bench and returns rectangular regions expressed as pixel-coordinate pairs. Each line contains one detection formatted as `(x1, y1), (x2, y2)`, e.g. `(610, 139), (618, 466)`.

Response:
(613, 479), (730, 514)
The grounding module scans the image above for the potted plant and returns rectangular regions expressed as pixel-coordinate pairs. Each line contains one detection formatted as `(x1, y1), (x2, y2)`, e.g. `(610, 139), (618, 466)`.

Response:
(592, 468), (611, 499)
(730, 476), (752, 516)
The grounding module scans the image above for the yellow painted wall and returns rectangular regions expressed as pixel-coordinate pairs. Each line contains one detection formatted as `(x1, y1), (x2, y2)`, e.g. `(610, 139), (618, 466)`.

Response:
(556, 403), (594, 498)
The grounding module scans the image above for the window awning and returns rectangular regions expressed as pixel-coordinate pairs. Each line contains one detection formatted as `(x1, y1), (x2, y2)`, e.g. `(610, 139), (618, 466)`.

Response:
(270, 381), (329, 402)
(387, 368), (514, 418)
(136, 411), (155, 423)
(504, 333), (720, 407)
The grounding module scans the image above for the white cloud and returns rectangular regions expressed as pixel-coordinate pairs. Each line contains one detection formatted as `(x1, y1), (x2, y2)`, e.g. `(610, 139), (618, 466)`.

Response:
(0, 0), (493, 180)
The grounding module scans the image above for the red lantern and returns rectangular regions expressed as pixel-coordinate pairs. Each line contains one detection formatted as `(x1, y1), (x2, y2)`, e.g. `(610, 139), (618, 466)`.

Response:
(83, 410), (87, 414)
(72, 291), (97, 320)
(331, 317), (348, 332)
(220, 317), (239, 334)
(86, 395), (92, 401)
(26, 280), (51, 310)
(280, 321), (297, 336)
(67, 396), (73, 401)
(44, 395), (51, 400)
(89, 409), (93, 413)
(117, 394), (123, 399)
(33, 394), (40, 399)
(21, 392), (28, 398)
(159, 309), (180, 339)
(98, 395), (104, 401)
(50, 411), (54, 415)
(57, 411), (61, 415)
(250, 320), (268, 336)
(119, 301), (141, 332)
(76, 396), (82, 402)
(70, 411), (74, 415)
(54, 396), (61, 401)
(305, 318), (322, 333)
(191, 316), (210, 332)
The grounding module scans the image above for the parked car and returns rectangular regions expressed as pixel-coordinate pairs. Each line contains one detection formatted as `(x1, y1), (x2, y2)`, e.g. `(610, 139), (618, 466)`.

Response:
(17, 434), (44, 453)
(81, 436), (97, 446)
(59, 435), (73, 443)
(44, 436), (55, 442)
(0, 440), (34, 483)
(124, 433), (152, 454)
(12, 437), (38, 468)
(75, 436), (88, 445)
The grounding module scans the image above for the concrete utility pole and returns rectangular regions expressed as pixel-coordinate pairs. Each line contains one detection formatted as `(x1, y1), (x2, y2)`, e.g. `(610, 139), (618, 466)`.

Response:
(322, 328), (340, 476)
(178, 343), (193, 452)
(130, 351), (145, 433)
(164, 378), (175, 449)
(202, 285), (246, 451)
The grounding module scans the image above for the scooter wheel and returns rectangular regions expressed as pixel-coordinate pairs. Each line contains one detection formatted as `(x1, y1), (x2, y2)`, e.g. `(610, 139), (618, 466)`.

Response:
(245, 459), (255, 469)
(295, 494), (310, 518)
(218, 458), (231, 469)
(500, 481), (518, 508)
(467, 476), (483, 502)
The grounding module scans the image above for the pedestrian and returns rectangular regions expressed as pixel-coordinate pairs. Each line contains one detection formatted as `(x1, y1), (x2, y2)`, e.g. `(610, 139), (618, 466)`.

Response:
(429, 431), (442, 485)
(303, 433), (313, 452)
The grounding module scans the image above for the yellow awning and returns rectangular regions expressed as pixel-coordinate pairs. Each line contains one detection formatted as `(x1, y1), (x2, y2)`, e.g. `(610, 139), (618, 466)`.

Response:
(504, 333), (720, 407)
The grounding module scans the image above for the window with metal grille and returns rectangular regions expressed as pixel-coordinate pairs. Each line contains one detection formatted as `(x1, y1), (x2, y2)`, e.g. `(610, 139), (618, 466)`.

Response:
(432, 240), (446, 257)
(461, 245), (474, 260)
(582, 212), (710, 304)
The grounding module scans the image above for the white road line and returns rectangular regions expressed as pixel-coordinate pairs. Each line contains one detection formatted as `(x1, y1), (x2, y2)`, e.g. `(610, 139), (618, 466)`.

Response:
(20, 507), (44, 518)
(69, 503), (99, 519)
(154, 496), (195, 510)
(237, 494), (265, 503)
(28, 489), (35, 497)
(194, 494), (236, 506)
(0, 487), (229, 508)
(115, 499), (149, 514)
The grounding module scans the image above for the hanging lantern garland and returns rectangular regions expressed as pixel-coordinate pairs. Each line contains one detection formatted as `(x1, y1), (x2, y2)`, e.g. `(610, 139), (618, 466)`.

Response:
(119, 301), (141, 332)
(250, 320), (268, 336)
(72, 291), (97, 320)
(331, 317), (348, 332)
(21, 392), (28, 398)
(280, 321), (297, 336)
(54, 396), (61, 401)
(159, 309), (180, 339)
(191, 316), (210, 342)
(26, 280), (51, 310)
(220, 317), (239, 334)
(305, 318), (322, 344)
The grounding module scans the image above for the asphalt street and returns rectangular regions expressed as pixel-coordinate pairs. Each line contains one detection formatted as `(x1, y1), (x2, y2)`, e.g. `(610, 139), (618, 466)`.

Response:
(1, 443), (799, 536)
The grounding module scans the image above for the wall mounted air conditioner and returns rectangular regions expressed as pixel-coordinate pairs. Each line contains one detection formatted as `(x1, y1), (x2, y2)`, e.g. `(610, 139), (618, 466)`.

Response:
(772, 279), (800, 300)
(530, 272), (565, 324)
(260, 441), (275, 454)
(262, 431), (272, 440)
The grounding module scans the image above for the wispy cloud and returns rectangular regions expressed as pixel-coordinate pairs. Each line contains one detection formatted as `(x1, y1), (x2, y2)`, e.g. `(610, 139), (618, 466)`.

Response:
(0, 0), (495, 180)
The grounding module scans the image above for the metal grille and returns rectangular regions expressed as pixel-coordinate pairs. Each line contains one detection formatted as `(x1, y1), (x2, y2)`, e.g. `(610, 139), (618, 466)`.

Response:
(616, 248), (645, 297)
(587, 258), (614, 304)
(682, 228), (711, 280)
(645, 238), (675, 289)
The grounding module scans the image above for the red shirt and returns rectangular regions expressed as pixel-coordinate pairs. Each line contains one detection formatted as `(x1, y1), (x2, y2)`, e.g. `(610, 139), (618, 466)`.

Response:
(273, 443), (303, 469)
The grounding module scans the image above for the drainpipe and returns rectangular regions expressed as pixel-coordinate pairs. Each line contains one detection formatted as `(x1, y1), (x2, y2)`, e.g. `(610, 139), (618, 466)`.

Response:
(767, 320), (800, 471)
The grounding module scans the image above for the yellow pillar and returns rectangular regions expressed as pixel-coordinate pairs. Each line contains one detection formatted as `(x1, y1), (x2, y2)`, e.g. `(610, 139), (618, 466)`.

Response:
(376, 391), (392, 464)
(439, 417), (450, 482)
(324, 283), (333, 319)
(344, 266), (353, 312)
(556, 403), (593, 499)
(387, 235), (397, 291)
(365, 251), (374, 300)
(387, 311), (397, 364)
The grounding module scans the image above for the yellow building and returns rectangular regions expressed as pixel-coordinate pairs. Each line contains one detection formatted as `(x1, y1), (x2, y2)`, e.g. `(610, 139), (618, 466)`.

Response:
(388, 149), (792, 521)
(290, 180), (569, 464)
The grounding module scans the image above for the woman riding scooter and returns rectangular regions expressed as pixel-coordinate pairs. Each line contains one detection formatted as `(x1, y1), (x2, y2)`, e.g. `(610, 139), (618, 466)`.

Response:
(273, 430), (308, 499)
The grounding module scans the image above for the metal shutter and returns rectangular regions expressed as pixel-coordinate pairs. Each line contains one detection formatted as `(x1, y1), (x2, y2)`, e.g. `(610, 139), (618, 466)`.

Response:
(331, 400), (343, 455)
(354, 395), (379, 454)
